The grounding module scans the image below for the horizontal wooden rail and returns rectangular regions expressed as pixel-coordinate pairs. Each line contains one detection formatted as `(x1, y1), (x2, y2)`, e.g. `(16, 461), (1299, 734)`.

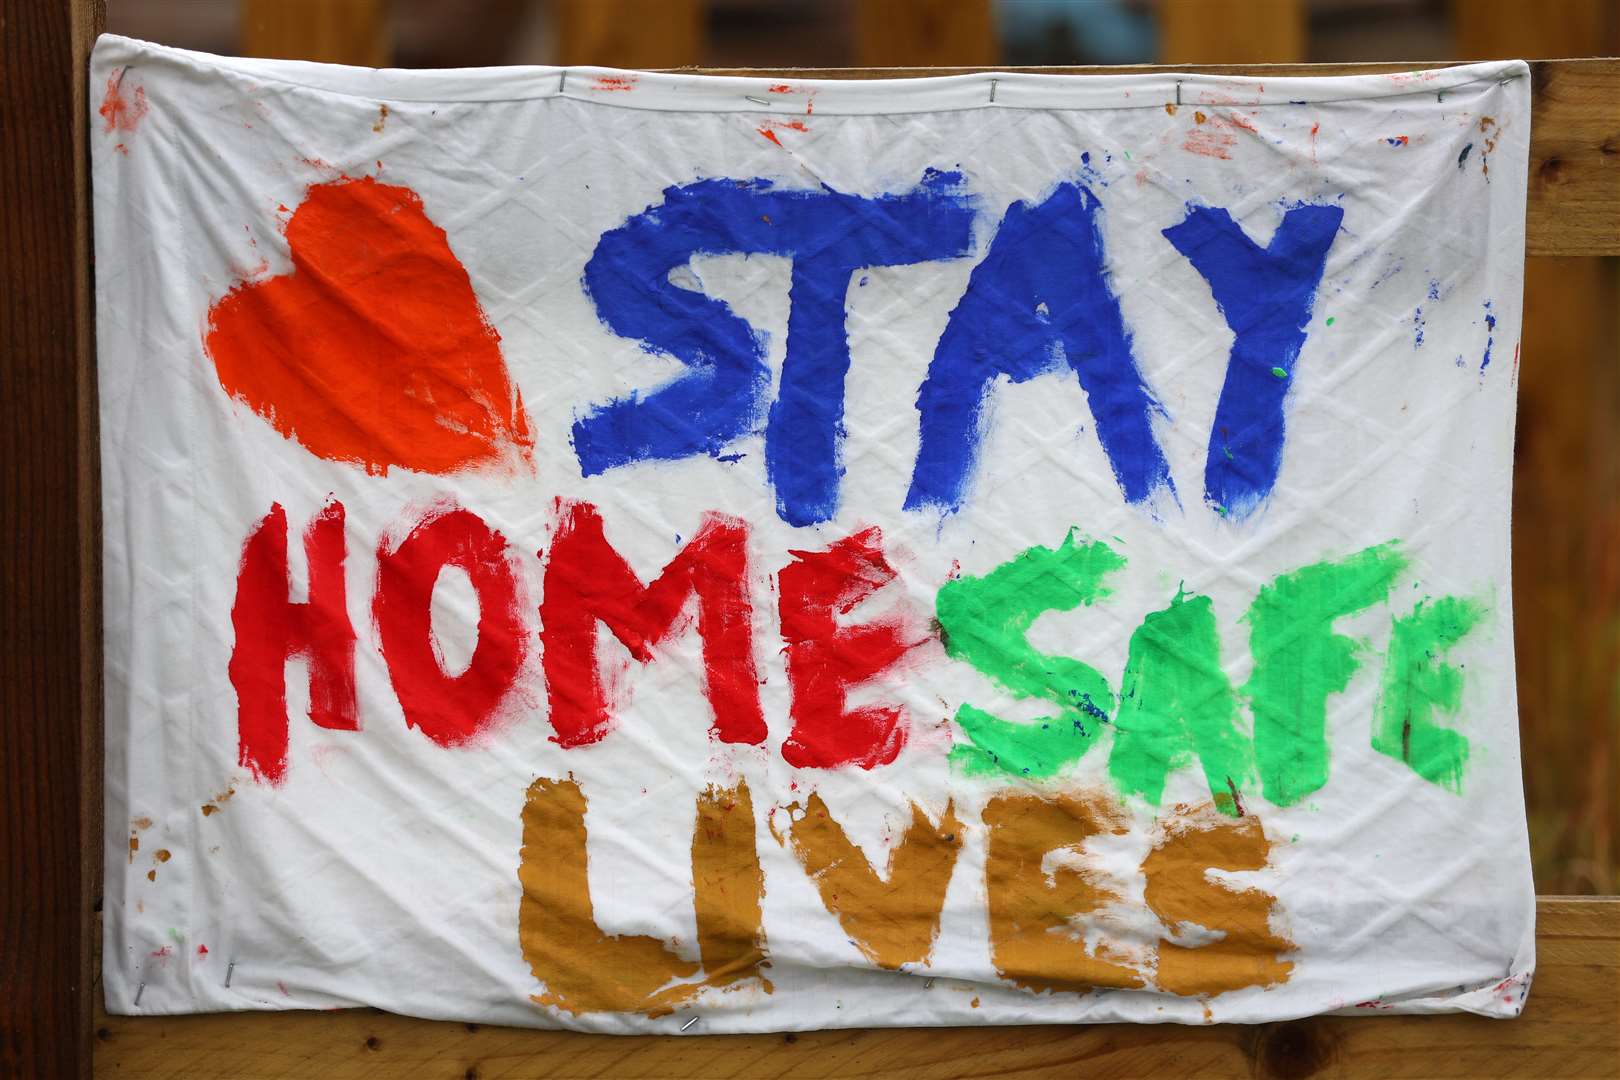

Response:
(694, 59), (1620, 257)
(92, 897), (1618, 1079)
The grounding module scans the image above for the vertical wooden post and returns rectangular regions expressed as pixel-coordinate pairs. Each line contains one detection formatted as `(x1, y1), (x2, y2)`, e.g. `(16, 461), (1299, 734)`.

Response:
(1455, 0), (1620, 895)
(0, 0), (104, 1076)
(240, 0), (391, 66)
(1158, 0), (1305, 64)
(552, 0), (706, 68)
(852, 0), (997, 68)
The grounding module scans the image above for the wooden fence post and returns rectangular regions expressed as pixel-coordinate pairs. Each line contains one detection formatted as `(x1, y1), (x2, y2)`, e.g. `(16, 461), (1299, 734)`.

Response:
(0, 1), (104, 1077)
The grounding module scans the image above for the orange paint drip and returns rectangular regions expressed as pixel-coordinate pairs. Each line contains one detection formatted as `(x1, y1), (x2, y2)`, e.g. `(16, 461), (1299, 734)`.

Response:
(776, 793), (962, 970)
(204, 176), (532, 476)
(1141, 803), (1295, 996)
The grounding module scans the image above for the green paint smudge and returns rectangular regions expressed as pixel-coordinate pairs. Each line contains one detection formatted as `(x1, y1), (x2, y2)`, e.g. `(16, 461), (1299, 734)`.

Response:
(1109, 589), (1253, 815)
(1271, 366), (1289, 379)
(937, 529), (1124, 779)
(1372, 595), (1485, 791)
(1243, 541), (1407, 806)
(1325, 316), (1335, 326)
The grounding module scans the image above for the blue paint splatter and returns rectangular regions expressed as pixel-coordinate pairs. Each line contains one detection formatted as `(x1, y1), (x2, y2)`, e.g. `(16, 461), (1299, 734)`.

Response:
(1414, 307), (1426, 348)
(1481, 300), (1496, 370)
(906, 181), (1174, 515)
(1370, 258), (1404, 290)
(1458, 143), (1473, 169)
(1079, 150), (1109, 188)
(575, 172), (977, 527)
(1162, 202), (1344, 521)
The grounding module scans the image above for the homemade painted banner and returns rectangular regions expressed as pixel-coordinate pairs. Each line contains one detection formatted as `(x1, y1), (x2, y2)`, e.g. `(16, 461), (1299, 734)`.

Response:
(93, 35), (1536, 1031)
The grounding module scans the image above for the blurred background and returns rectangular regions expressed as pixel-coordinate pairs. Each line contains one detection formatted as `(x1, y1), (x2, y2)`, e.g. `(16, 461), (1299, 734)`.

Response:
(106, 0), (1619, 895)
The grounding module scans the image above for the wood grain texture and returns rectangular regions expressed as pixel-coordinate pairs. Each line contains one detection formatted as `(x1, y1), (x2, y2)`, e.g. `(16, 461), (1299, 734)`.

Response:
(1463, 0), (1620, 898)
(240, 0), (389, 67)
(1, 1), (102, 1078)
(1159, 0), (1306, 65)
(553, 0), (706, 69)
(694, 59), (1620, 256)
(89, 898), (1617, 1079)
(853, 0), (997, 68)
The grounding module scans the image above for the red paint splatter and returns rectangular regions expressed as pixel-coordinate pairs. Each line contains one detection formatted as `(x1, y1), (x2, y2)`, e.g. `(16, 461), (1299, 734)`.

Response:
(592, 75), (638, 92)
(277, 981), (290, 997)
(1183, 110), (1257, 160)
(230, 501), (358, 786)
(204, 176), (532, 476)
(197, 945), (209, 958)
(1309, 121), (1320, 164)
(541, 502), (764, 748)
(778, 527), (919, 769)
(373, 505), (526, 748)
(1183, 127), (1234, 159)
(1388, 135), (1410, 146)
(768, 84), (793, 93)
(149, 946), (173, 965)
(757, 119), (809, 147)
(99, 69), (148, 135)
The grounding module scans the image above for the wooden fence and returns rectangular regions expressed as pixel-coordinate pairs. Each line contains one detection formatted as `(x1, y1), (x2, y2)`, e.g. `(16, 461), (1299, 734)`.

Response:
(1, 1), (1616, 1076)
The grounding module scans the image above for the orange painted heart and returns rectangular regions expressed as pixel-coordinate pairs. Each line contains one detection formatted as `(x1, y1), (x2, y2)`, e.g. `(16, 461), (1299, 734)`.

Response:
(206, 176), (532, 476)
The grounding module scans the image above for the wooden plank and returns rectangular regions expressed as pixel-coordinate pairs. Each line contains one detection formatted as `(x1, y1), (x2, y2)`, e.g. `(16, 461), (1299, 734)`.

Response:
(1452, 0), (1618, 62)
(0, 0), (102, 1078)
(853, 0), (997, 68)
(697, 59), (1620, 256)
(1456, 0), (1620, 899)
(240, 0), (389, 67)
(90, 898), (1618, 1079)
(553, 0), (705, 69)
(1159, 0), (1306, 65)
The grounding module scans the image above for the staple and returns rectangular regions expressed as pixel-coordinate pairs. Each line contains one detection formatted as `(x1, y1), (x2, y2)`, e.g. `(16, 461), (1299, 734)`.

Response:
(680, 1016), (699, 1031)
(924, 977), (936, 990)
(134, 982), (146, 1007)
(1176, 81), (1182, 106)
(989, 78), (998, 104)
(744, 95), (772, 106)
(225, 961), (235, 989)
(558, 70), (567, 95)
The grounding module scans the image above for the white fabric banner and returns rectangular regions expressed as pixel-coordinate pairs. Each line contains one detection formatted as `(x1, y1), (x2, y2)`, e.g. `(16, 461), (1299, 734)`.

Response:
(94, 34), (1535, 1031)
